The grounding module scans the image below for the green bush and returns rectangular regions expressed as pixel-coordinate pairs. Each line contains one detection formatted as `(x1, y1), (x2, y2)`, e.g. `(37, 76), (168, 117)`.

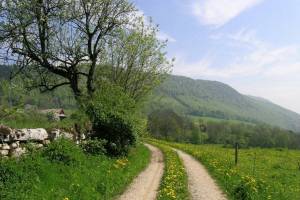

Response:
(46, 111), (56, 122)
(86, 84), (139, 156)
(69, 109), (91, 129)
(81, 139), (107, 155)
(42, 138), (84, 165)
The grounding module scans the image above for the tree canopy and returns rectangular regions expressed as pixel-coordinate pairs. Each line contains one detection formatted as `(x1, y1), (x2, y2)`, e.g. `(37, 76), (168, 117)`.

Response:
(0, 0), (171, 100)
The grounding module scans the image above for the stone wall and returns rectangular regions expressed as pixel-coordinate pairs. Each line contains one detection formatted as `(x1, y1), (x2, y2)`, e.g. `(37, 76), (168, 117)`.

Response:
(0, 125), (85, 158)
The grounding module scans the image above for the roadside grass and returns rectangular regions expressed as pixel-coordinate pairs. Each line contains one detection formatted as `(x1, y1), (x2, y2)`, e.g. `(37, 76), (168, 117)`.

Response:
(147, 139), (189, 200)
(0, 139), (150, 200)
(156, 140), (300, 200)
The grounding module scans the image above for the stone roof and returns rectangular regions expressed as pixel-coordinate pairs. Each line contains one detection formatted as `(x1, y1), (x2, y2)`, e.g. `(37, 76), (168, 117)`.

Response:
(40, 109), (66, 116)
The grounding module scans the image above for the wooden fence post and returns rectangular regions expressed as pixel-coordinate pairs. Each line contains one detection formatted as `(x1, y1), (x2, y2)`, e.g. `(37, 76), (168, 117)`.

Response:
(235, 142), (239, 166)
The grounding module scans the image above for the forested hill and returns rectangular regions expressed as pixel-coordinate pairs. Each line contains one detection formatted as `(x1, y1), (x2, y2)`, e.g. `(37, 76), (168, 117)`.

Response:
(0, 65), (12, 80)
(146, 75), (300, 132)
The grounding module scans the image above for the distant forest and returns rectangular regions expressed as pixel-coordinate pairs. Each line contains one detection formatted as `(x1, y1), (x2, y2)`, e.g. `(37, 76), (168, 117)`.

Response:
(148, 109), (300, 149)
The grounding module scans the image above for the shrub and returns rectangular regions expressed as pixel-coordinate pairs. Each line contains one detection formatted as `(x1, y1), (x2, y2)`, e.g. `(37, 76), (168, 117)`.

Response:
(80, 139), (107, 155)
(46, 111), (56, 122)
(86, 84), (139, 156)
(42, 138), (84, 165)
(69, 109), (92, 130)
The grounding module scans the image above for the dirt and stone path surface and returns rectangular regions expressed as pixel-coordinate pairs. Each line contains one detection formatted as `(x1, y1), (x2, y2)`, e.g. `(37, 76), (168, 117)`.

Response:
(175, 149), (228, 200)
(118, 144), (164, 200)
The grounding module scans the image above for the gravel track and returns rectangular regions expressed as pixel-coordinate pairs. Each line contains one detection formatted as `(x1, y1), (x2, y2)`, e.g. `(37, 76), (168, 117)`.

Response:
(117, 144), (164, 200)
(175, 149), (227, 200)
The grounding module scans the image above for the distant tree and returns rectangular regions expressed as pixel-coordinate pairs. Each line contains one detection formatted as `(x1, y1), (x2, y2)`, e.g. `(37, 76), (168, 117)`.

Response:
(0, 79), (25, 107)
(148, 109), (185, 140)
(274, 131), (289, 148)
(0, 65), (11, 80)
(190, 123), (201, 144)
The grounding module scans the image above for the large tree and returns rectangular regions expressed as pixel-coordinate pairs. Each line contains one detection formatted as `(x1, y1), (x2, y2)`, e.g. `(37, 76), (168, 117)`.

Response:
(97, 18), (173, 102)
(0, 0), (170, 100)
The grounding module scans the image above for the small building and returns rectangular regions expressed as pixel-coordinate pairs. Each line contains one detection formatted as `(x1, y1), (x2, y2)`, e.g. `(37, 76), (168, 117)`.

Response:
(40, 109), (67, 121)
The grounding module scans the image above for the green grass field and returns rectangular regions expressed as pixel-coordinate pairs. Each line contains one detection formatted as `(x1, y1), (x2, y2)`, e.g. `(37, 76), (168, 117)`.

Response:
(155, 140), (300, 200)
(189, 115), (254, 126)
(0, 140), (150, 200)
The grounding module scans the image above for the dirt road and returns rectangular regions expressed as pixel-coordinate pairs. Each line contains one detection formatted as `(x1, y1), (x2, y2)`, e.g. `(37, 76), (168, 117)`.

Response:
(176, 149), (227, 200)
(117, 144), (164, 200)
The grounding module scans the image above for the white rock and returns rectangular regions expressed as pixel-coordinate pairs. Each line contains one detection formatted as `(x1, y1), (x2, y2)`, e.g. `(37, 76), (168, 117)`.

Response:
(0, 150), (9, 156)
(61, 132), (74, 140)
(13, 128), (48, 141)
(10, 147), (26, 157)
(10, 142), (19, 149)
(49, 129), (73, 140)
(80, 133), (86, 140)
(0, 125), (13, 142)
(1, 144), (10, 150)
(43, 140), (51, 145)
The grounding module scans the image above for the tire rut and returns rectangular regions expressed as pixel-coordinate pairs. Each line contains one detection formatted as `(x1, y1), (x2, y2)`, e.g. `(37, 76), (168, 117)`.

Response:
(117, 144), (164, 200)
(175, 149), (227, 200)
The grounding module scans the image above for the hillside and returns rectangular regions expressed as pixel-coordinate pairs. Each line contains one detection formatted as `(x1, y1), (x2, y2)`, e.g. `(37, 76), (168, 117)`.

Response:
(146, 75), (300, 132)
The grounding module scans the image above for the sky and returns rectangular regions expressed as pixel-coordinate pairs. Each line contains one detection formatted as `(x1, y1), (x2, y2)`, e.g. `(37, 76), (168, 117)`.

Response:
(132, 0), (300, 114)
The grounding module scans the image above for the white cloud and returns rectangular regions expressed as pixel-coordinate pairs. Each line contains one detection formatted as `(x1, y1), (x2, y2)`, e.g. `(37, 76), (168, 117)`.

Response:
(228, 28), (264, 48)
(157, 31), (176, 42)
(174, 29), (300, 79)
(191, 0), (264, 27)
(173, 54), (213, 77)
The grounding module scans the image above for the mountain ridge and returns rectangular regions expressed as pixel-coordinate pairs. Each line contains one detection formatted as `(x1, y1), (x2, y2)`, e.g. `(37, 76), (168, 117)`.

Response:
(146, 75), (300, 132)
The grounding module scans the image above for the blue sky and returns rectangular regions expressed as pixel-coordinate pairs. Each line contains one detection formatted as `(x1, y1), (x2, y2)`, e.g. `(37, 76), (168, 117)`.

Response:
(133, 0), (300, 113)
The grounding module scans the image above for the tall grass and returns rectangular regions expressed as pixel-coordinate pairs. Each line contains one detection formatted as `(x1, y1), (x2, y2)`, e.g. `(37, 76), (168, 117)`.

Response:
(0, 139), (150, 200)
(0, 109), (89, 132)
